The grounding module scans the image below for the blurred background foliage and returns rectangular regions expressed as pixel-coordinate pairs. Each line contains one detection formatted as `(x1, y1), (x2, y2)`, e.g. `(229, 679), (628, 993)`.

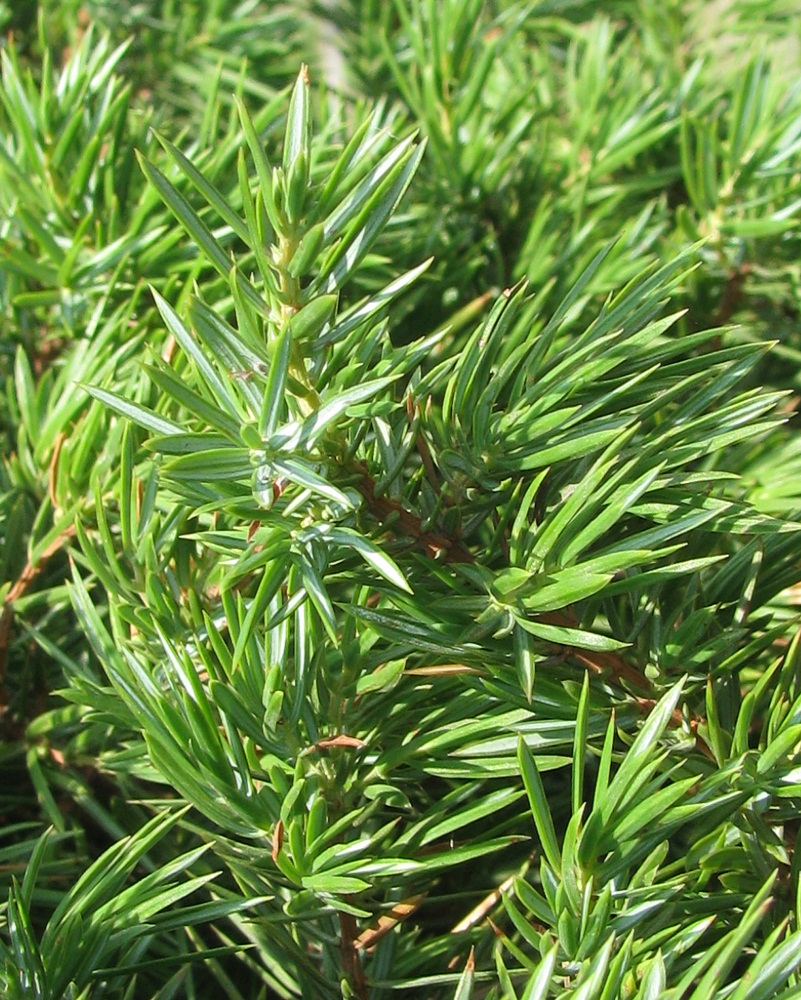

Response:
(1, 1), (801, 997)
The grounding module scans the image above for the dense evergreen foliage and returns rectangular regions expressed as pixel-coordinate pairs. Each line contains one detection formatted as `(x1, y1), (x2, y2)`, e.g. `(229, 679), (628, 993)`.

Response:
(2, 1), (801, 996)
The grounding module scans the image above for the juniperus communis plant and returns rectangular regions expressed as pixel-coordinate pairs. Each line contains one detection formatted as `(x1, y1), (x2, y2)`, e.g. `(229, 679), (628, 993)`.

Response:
(3, 2), (801, 997)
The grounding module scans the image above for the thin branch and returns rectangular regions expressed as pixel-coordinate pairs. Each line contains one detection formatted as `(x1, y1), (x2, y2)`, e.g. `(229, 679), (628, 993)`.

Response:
(339, 910), (369, 1000)
(0, 523), (77, 712)
(352, 459), (474, 563)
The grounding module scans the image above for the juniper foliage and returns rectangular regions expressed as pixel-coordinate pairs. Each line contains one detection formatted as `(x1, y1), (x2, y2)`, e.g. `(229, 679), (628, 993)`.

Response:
(2, 1), (801, 997)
